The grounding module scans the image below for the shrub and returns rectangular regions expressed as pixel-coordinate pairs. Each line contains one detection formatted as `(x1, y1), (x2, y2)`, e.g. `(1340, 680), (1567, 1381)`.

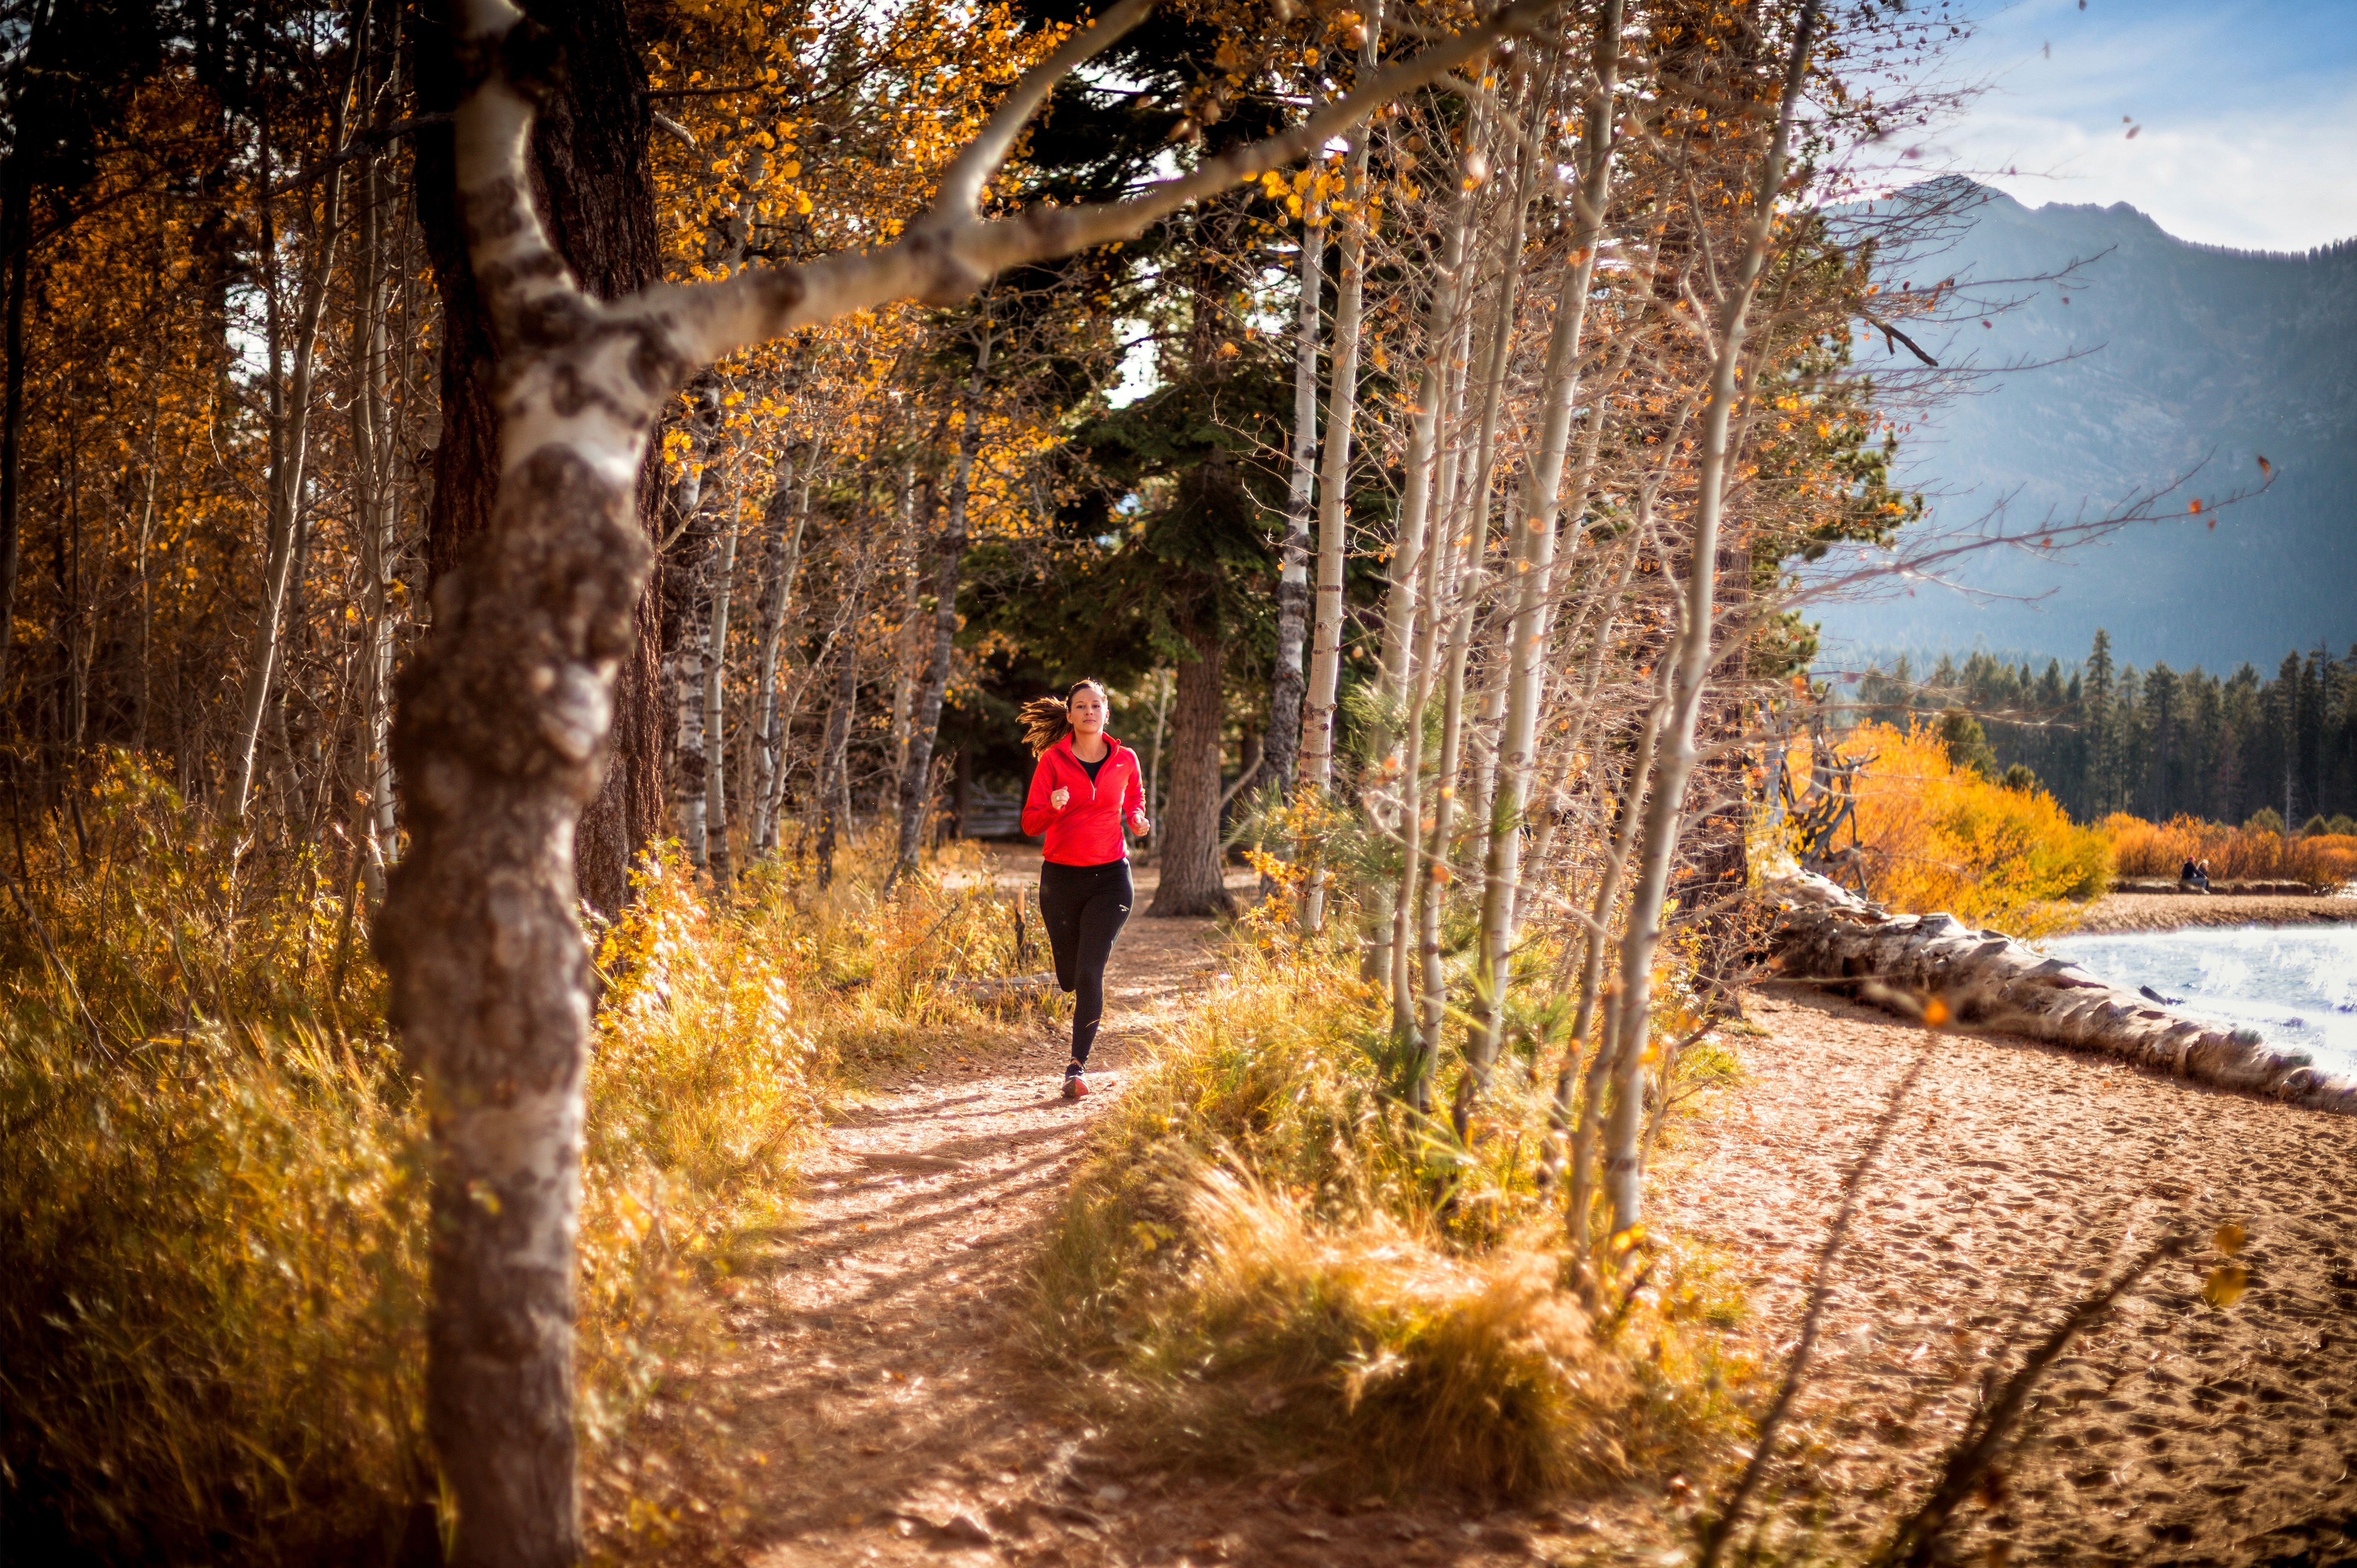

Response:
(1832, 720), (2112, 935)
(2105, 813), (2357, 888)
(1034, 945), (1744, 1504)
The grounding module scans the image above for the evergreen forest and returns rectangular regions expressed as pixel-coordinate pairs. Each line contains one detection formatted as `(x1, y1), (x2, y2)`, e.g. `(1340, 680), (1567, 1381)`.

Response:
(1856, 632), (2357, 830)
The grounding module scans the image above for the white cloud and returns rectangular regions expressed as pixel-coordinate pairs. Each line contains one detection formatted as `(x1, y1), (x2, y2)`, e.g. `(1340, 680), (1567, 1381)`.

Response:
(1917, 0), (2357, 251)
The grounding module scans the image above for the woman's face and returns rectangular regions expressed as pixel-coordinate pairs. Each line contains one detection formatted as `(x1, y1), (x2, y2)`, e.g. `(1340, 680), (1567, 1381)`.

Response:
(1069, 686), (1108, 734)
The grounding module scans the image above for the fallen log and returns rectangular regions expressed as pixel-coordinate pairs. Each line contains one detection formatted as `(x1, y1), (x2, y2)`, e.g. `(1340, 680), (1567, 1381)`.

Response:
(1764, 871), (2357, 1116)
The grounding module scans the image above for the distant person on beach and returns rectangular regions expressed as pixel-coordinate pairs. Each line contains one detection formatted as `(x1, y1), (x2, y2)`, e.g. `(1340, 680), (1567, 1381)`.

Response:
(1020, 681), (1150, 1100)
(2181, 856), (2211, 893)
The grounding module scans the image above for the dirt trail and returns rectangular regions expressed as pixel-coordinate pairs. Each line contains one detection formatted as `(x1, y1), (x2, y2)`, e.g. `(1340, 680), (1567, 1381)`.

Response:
(715, 849), (1562, 1568)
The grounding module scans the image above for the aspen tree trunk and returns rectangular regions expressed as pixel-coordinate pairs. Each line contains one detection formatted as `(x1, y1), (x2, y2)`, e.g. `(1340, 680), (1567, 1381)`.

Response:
(229, 106), (352, 821)
(1513, 320), (1655, 921)
(1296, 1), (1383, 936)
(885, 463), (921, 783)
(1411, 339), (1487, 1112)
(1602, 0), (1819, 1237)
(894, 329), (989, 886)
(674, 568), (709, 867)
(702, 498), (741, 883)
(383, 2), (1557, 1554)
(1366, 170), (1475, 1002)
(750, 461), (806, 857)
(1400, 284), (1480, 1075)
(1267, 194), (1327, 796)
(814, 637), (857, 886)
(1465, 0), (1624, 1088)
(1564, 657), (1670, 1249)
(354, 132), (401, 906)
(668, 388), (724, 867)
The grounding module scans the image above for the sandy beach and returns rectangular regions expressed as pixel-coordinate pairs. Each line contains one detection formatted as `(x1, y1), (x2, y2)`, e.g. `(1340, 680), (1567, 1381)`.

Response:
(1655, 987), (2357, 1566)
(2071, 891), (2357, 934)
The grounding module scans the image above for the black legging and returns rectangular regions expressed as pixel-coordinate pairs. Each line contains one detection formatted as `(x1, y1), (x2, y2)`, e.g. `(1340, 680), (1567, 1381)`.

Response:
(1038, 859), (1131, 1068)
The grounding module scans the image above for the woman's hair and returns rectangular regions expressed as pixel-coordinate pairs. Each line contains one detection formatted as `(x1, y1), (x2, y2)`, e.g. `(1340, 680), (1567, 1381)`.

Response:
(1020, 679), (1110, 755)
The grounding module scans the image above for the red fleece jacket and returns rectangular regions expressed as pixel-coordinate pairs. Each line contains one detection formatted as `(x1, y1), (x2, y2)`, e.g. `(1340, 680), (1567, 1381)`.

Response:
(1022, 734), (1145, 865)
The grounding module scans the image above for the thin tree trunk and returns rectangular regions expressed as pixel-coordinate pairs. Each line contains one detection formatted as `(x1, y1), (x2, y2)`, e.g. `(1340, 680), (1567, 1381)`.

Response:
(229, 102), (352, 821)
(702, 493), (741, 883)
(750, 459), (806, 857)
(885, 461), (920, 785)
(1266, 190), (1327, 796)
(814, 637), (857, 886)
(1296, 0), (1382, 936)
(1365, 163), (1475, 1001)
(1466, 0), (1625, 1092)
(893, 328), (990, 887)
(1603, 0), (1820, 1237)
(354, 123), (401, 906)
(1144, 665), (1170, 852)
(674, 552), (709, 868)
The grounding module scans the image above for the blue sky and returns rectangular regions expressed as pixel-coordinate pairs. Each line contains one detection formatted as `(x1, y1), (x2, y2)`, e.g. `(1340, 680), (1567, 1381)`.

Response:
(1920, 0), (2357, 251)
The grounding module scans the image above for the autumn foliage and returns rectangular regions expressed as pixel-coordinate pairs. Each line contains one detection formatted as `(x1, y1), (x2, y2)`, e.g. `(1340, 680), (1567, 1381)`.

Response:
(2103, 813), (2357, 889)
(1830, 720), (2113, 936)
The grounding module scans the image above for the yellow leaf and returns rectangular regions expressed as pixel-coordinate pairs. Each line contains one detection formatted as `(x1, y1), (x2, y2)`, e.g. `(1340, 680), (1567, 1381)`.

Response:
(2213, 1222), (2246, 1256)
(1921, 996), (1950, 1028)
(2202, 1262), (2249, 1309)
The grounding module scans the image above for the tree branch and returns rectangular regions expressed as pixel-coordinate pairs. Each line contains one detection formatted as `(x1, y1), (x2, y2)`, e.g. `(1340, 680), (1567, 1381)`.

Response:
(671, 0), (1556, 365)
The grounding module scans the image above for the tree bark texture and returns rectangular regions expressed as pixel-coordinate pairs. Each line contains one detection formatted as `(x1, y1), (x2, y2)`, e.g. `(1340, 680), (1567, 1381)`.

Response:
(413, 0), (666, 916)
(1294, 10), (1381, 934)
(701, 504), (740, 883)
(1265, 207), (1325, 796)
(1149, 614), (1233, 917)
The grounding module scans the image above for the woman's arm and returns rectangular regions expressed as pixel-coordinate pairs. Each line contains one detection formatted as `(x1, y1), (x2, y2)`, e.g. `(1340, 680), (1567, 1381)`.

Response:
(1020, 755), (1062, 838)
(1122, 750), (1149, 833)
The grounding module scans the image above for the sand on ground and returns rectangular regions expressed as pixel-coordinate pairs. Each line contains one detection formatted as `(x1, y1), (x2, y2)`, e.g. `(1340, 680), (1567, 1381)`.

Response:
(1655, 987), (2357, 1566)
(2073, 891), (2357, 934)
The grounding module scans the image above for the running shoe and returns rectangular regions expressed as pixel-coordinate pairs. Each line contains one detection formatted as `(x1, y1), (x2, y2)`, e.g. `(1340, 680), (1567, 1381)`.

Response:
(1062, 1069), (1089, 1100)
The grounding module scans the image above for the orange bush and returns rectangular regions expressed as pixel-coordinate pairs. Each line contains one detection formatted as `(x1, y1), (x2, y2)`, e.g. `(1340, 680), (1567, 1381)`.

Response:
(2104, 814), (2357, 889)
(1822, 721), (2113, 936)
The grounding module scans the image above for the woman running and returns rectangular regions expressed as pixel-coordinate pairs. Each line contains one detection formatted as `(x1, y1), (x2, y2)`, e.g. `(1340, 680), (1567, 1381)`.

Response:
(1019, 680), (1150, 1099)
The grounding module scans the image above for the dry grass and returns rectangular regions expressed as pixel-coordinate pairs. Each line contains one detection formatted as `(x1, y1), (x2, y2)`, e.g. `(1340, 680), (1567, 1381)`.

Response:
(0, 757), (1049, 1564)
(1032, 942), (1748, 1507)
(2104, 812), (2357, 887)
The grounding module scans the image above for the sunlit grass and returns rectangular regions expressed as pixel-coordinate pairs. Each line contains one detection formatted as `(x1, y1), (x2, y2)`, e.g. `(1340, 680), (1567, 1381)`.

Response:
(1031, 939), (1751, 1505)
(0, 757), (1046, 1563)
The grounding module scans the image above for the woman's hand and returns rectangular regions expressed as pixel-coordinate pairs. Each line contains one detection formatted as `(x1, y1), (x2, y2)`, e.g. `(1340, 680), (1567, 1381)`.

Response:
(1050, 787), (1071, 812)
(1128, 809), (1151, 836)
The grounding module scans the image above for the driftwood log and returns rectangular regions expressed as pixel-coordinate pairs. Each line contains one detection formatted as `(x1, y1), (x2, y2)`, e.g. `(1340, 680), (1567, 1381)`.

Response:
(1764, 872), (2357, 1116)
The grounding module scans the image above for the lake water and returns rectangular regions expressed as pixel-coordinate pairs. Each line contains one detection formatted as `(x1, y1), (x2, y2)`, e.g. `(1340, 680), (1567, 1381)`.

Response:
(2044, 926), (2357, 1079)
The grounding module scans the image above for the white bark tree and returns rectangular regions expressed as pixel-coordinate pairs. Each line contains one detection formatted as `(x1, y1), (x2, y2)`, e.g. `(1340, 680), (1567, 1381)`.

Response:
(1600, 0), (1821, 1237)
